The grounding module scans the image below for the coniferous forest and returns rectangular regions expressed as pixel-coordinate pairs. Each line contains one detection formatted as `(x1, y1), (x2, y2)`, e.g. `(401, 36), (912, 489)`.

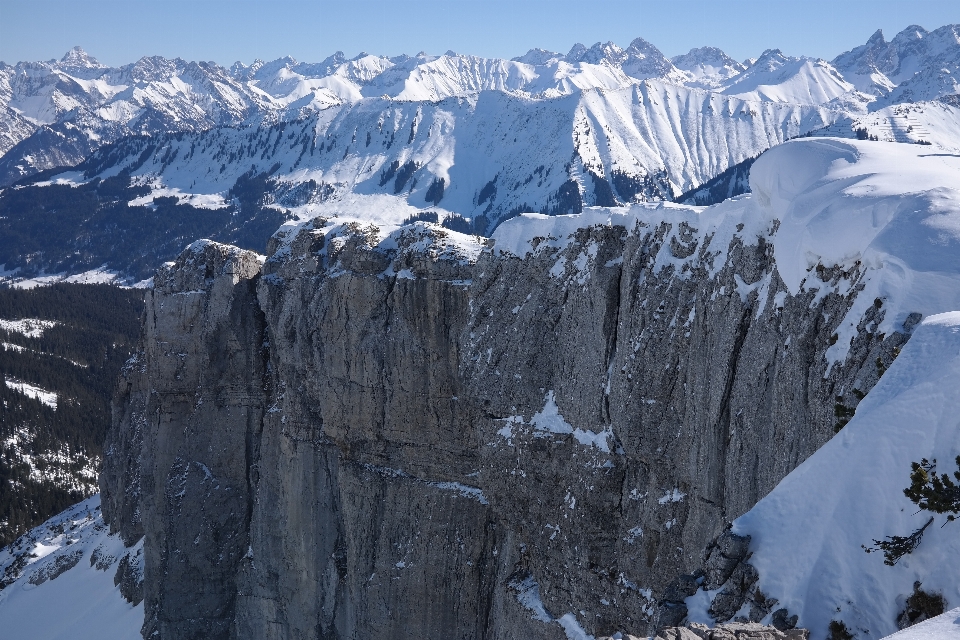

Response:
(0, 283), (144, 546)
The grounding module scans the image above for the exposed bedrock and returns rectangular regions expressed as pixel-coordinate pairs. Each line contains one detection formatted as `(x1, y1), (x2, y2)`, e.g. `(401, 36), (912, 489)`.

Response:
(101, 210), (907, 638)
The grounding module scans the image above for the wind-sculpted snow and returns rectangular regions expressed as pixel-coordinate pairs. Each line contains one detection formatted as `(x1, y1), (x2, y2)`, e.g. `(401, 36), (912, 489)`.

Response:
(754, 138), (960, 365)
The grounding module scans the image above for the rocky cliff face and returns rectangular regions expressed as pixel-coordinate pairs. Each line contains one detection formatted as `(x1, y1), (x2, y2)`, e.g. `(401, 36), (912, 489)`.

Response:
(101, 190), (907, 638)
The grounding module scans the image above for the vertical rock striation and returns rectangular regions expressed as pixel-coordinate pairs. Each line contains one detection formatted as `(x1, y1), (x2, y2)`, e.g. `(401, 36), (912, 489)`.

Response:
(102, 200), (905, 638)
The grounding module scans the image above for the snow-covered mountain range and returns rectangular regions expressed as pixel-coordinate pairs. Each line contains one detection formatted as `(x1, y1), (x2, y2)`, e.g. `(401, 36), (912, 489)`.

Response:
(0, 30), (959, 637)
(0, 23), (957, 287)
(1, 23), (957, 189)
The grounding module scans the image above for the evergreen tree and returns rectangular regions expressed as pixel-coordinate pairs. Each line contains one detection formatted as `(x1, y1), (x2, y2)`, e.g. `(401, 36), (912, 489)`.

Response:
(904, 457), (960, 521)
(863, 456), (960, 565)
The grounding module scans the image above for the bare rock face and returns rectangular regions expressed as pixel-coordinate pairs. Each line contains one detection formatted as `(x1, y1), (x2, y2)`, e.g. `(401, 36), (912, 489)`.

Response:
(101, 213), (909, 638)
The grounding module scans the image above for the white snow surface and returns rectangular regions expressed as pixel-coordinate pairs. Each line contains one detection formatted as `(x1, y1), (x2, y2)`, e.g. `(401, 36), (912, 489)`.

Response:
(753, 138), (960, 364)
(732, 311), (960, 639)
(529, 391), (612, 453)
(0, 495), (143, 640)
(0, 318), (58, 338)
(4, 376), (58, 409)
(880, 607), (960, 640)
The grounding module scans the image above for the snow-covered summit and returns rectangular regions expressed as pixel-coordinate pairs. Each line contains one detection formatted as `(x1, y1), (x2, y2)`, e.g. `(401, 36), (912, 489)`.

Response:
(57, 46), (105, 73)
(512, 48), (564, 66)
(672, 46), (746, 88)
(720, 49), (854, 105)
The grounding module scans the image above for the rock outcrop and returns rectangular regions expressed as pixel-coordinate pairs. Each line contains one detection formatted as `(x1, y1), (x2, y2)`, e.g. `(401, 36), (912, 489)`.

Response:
(101, 198), (909, 638)
(654, 621), (809, 640)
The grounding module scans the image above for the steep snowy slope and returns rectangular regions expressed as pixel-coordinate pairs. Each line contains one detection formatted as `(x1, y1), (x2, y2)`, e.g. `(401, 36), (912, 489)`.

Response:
(727, 311), (960, 639)
(0, 495), (143, 639)
(670, 138), (960, 639)
(719, 49), (855, 105)
(811, 99), (960, 148)
(54, 83), (839, 228)
(881, 607), (960, 640)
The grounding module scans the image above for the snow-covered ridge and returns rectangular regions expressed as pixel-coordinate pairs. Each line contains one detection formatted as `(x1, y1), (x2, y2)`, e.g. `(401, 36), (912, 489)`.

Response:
(51, 81), (843, 239)
(492, 137), (960, 341)
(755, 138), (960, 363)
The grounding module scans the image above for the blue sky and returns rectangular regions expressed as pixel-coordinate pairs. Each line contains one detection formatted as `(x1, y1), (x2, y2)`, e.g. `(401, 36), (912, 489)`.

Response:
(0, 0), (957, 67)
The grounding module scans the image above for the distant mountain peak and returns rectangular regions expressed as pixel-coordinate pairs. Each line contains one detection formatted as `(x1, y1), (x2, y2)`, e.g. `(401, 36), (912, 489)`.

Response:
(573, 41), (626, 66)
(672, 46), (740, 68)
(866, 28), (886, 46)
(751, 48), (791, 71)
(626, 37), (658, 54)
(893, 24), (929, 43)
(512, 48), (563, 65)
(565, 43), (587, 62)
(672, 46), (746, 87)
(59, 46), (102, 69)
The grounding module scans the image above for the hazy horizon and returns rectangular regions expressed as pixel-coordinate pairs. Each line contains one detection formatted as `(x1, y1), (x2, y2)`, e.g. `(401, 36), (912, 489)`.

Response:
(0, 0), (957, 68)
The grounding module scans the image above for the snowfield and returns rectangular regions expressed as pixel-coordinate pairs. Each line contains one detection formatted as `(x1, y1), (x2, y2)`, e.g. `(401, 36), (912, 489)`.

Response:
(881, 607), (960, 639)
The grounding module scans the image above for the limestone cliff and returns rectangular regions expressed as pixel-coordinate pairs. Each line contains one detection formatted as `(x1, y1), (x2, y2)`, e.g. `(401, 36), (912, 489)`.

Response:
(100, 209), (902, 639)
(101, 142), (924, 639)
